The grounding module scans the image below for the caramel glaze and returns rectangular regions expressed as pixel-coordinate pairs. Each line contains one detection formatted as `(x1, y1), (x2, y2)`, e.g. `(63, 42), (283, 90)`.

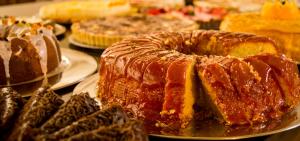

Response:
(162, 56), (195, 126)
(200, 30), (277, 55)
(249, 54), (300, 109)
(146, 30), (279, 56)
(197, 55), (297, 125)
(230, 59), (270, 123)
(98, 30), (300, 130)
(197, 57), (249, 125)
(244, 57), (285, 119)
(99, 40), (185, 126)
(197, 55), (299, 125)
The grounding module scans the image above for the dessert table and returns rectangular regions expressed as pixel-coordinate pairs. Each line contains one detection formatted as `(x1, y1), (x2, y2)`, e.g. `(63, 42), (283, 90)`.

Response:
(1, 1), (300, 141)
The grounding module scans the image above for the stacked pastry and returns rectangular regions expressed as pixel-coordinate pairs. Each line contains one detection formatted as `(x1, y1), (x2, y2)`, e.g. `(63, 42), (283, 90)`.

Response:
(0, 87), (148, 141)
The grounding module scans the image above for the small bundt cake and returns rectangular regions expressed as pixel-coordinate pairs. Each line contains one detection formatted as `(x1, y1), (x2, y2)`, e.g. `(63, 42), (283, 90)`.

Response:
(0, 16), (61, 86)
(97, 30), (300, 130)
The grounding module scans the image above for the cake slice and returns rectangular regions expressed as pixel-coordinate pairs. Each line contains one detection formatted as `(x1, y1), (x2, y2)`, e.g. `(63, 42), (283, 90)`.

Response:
(39, 92), (99, 134)
(0, 88), (23, 131)
(244, 57), (285, 119)
(229, 59), (271, 123)
(196, 56), (249, 125)
(161, 56), (197, 128)
(133, 51), (183, 127)
(0, 87), (24, 140)
(62, 120), (148, 141)
(7, 87), (64, 141)
(35, 105), (128, 141)
(250, 54), (300, 110)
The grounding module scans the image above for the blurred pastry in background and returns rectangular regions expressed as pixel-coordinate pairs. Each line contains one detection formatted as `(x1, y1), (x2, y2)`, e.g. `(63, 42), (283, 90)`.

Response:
(71, 14), (198, 48)
(39, 0), (134, 23)
(196, 0), (266, 12)
(171, 3), (239, 30)
(130, 0), (185, 9)
(220, 0), (300, 62)
(132, 0), (239, 30)
(15, 16), (66, 36)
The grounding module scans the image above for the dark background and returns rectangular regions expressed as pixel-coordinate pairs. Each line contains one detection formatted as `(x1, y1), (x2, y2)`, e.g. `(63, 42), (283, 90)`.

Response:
(0, 0), (49, 5)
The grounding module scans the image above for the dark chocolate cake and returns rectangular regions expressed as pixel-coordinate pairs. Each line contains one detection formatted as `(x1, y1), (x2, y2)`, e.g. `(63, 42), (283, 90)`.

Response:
(39, 92), (99, 134)
(0, 87), (148, 141)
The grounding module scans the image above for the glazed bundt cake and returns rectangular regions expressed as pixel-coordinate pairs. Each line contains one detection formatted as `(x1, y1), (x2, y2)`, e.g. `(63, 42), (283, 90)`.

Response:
(98, 30), (300, 129)
(0, 16), (61, 86)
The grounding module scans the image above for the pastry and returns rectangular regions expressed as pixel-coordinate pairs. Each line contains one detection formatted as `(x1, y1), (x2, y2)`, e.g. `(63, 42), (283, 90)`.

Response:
(71, 15), (198, 48)
(39, 0), (133, 23)
(220, 0), (300, 62)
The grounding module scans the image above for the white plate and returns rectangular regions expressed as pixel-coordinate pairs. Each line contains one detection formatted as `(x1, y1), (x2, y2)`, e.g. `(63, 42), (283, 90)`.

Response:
(54, 24), (66, 36)
(69, 36), (106, 50)
(73, 74), (98, 96)
(73, 74), (100, 104)
(51, 48), (97, 90)
(73, 74), (300, 140)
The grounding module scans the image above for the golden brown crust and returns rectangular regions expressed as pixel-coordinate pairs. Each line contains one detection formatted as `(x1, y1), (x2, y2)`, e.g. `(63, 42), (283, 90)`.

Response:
(146, 30), (279, 56)
(39, 0), (133, 23)
(221, 12), (300, 62)
(71, 15), (198, 48)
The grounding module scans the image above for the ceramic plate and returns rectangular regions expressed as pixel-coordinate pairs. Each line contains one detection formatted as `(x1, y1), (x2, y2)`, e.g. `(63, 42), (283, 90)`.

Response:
(73, 74), (300, 140)
(51, 48), (97, 90)
(68, 36), (106, 50)
(73, 74), (98, 96)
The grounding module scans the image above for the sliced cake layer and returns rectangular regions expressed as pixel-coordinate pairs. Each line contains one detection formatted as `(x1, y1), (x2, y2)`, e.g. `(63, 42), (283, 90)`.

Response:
(196, 56), (249, 125)
(162, 56), (197, 128)
(244, 57), (285, 119)
(250, 54), (300, 110)
(196, 54), (299, 125)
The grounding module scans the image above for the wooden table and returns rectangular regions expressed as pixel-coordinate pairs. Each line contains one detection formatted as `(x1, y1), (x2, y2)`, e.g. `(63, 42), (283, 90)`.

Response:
(1, 2), (300, 141)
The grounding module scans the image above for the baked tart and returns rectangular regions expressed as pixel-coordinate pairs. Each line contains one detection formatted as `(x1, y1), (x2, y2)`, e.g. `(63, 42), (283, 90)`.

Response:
(71, 15), (198, 48)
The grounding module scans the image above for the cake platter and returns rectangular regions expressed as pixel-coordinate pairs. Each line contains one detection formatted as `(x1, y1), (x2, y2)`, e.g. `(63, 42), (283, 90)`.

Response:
(68, 36), (106, 50)
(51, 48), (97, 90)
(74, 74), (300, 140)
(1, 61), (65, 97)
